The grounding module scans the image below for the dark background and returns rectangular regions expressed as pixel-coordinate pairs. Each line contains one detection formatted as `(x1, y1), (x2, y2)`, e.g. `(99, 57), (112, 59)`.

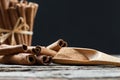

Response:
(30, 0), (120, 54)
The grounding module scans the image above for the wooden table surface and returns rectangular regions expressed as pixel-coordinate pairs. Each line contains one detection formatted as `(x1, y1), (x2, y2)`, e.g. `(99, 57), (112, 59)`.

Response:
(0, 63), (120, 80)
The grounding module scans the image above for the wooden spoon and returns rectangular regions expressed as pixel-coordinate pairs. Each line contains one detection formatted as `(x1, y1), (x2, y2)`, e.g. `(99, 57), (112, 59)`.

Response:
(53, 47), (120, 66)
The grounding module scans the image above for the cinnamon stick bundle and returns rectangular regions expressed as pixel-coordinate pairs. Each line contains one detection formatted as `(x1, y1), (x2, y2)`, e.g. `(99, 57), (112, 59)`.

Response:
(0, 44), (27, 55)
(47, 39), (68, 51)
(0, 0), (38, 45)
(0, 53), (36, 65)
(0, 44), (57, 65)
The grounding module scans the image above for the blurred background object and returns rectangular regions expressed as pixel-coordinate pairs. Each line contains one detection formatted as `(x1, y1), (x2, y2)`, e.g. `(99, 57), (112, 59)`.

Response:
(31, 0), (120, 54)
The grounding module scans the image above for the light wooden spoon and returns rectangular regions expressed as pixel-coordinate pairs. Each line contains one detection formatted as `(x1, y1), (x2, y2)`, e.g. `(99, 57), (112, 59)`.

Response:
(53, 47), (120, 66)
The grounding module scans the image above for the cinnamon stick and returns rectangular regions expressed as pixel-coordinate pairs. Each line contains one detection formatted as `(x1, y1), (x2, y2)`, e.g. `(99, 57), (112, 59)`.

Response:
(28, 3), (39, 46)
(29, 3), (39, 45)
(0, 0), (11, 44)
(0, 44), (27, 55)
(36, 55), (52, 65)
(0, 53), (36, 65)
(0, 8), (3, 27)
(16, 3), (27, 45)
(29, 2), (39, 18)
(47, 39), (68, 51)
(0, 0), (10, 28)
(0, 44), (10, 48)
(26, 46), (39, 55)
(20, 0), (28, 5)
(33, 3), (39, 18)
(0, 6), (5, 44)
(8, 7), (23, 45)
(26, 4), (35, 46)
(9, 0), (18, 7)
(36, 46), (57, 57)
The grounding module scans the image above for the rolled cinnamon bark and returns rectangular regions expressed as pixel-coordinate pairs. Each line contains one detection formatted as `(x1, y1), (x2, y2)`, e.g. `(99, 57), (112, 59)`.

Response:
(0, 8), (3, 28)
(0, 0), (11, 29)
(8, 7), (22, 45)
(34, 46), (42, 55)
(0, 53), (36, 65)
(27, 46), (35, 53)
(16, 3), (27, 45)
(9, 0), (18, 7)
(29, 2), (39, 18)
(20, 0), (28, 4)
(27, 3), (38, 45)
(0, 44), (10, 48)
(26, 46), (40, 55)
(36, 46), (57, 57)
(0, 7), (5, 44)
(47, 39), (68, 51)
(33, 3), (39, 18)
(0, 0), (11, 44)
(26, 4), (35, 46)
(10, 0), (18, 3)
(63, 41), (68, 47)
(0, 44), (27, 55)
(36, 55), (52, 65)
